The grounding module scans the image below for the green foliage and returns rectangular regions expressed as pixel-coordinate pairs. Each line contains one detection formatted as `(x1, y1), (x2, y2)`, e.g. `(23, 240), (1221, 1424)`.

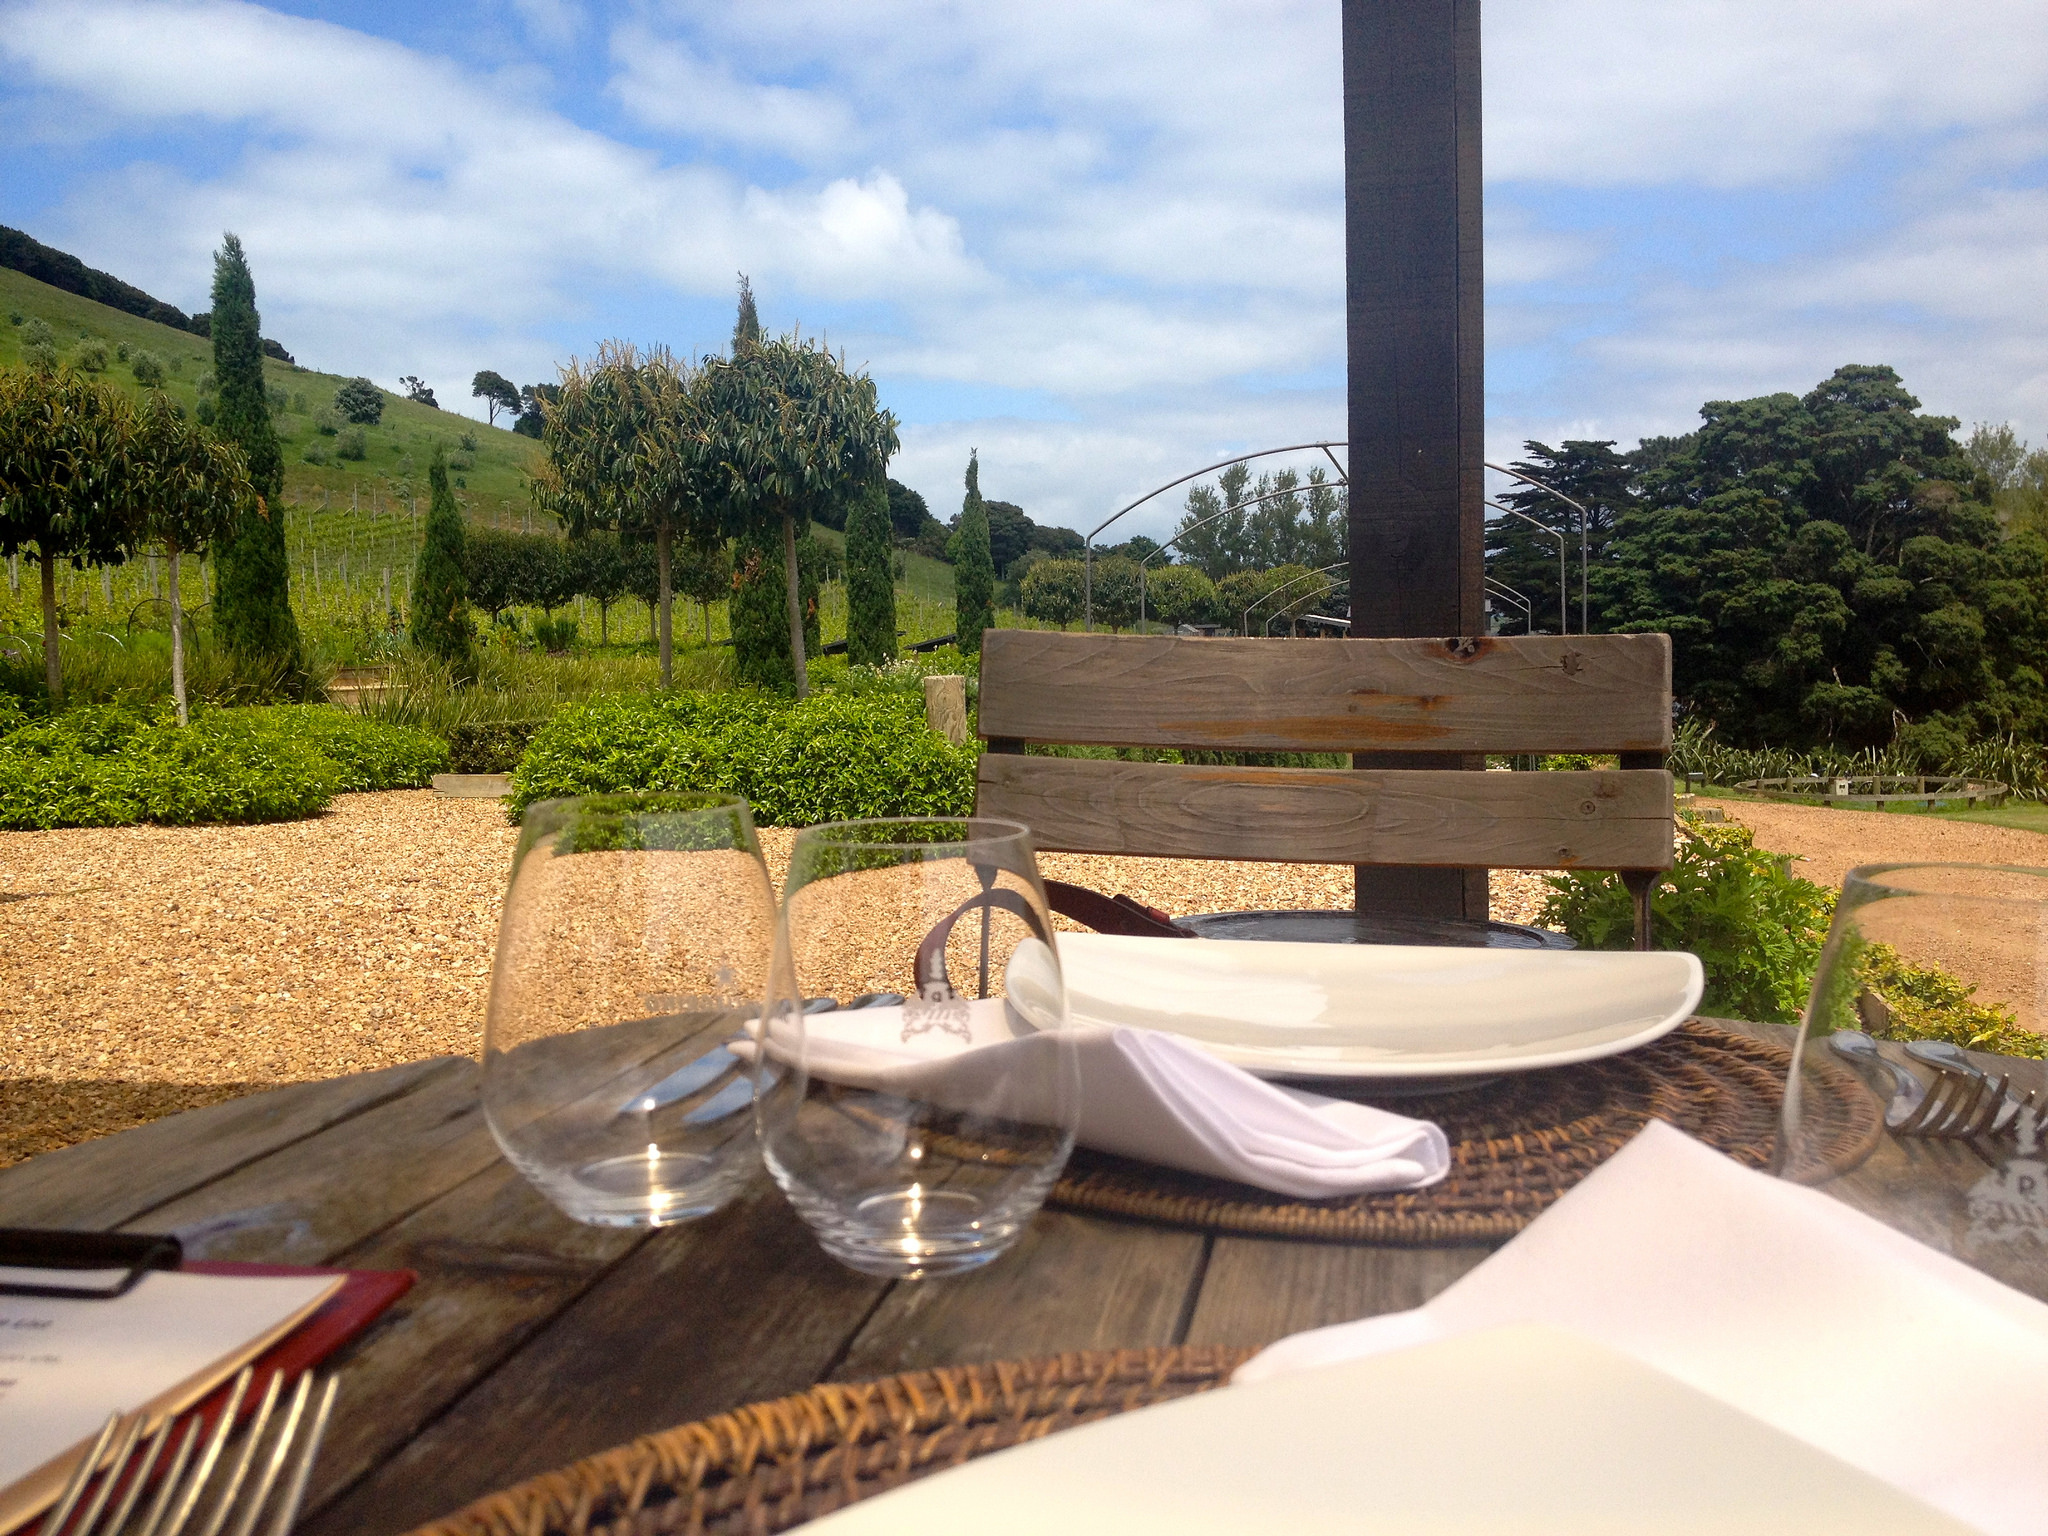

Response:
(335, 377), (383, 424)
(730, 522), (820, 689)
(446, 717), (544, 773)
(1020, 558), (1084, 627)
(1091, 554), (1142, 630)
(531, 613), (578, 652)
(409, 446), (474, 676)
(951, 452), (994, 653)
(1144, 563), (1218, 628)
(129, 349), (165, 388)
(73, 339), (108, 373)
(335, 427), (366, 460)
(510, 689), (976, 826)
(0, 703), (445, 828)
(1855, 942), (2046, 1058)
(846, 475), (897, 666)
(20, 318), (53, 349)
(1538, 818), (1837, 1024)
(1670, 715), (2048, 800)
(1173, 462), (1346, 579)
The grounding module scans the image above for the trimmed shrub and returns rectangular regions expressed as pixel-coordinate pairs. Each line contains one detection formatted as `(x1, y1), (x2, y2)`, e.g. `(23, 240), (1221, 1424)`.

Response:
(447, 718), (545, 773)
(510, 690), (975, 826)
(130, 349), (166, 387)
(0, 705), (446, 829)
(335, 376), (384, 424)
(336, 427), (367, 461)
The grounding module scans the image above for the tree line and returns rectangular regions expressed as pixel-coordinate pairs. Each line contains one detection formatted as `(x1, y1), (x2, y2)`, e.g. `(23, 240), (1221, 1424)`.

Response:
(1487, 364), (2048, 755)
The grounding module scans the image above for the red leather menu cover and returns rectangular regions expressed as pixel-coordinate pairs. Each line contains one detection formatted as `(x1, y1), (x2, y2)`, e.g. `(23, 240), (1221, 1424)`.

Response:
(179, 1261), (414, 1414)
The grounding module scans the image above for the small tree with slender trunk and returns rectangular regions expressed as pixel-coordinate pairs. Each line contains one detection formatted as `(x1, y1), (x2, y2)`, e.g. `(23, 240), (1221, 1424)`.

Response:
(410, 445), (475, 678)
(696, 334), (898, 698)
(952, 450), (994, 654)
(131, 393), (250, 724)
(0, 368), (139, 703)
(845, 474), (897, 666)
(533, 342), (703, 688)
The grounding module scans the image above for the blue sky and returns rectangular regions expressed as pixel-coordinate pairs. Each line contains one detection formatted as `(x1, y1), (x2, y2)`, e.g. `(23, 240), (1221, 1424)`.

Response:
(2, 0), (2044, 538)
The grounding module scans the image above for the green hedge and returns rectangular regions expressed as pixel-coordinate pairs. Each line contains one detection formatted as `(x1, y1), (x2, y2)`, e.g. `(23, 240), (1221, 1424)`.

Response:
(510, 691), (976, 826)
(447, 718), (546, 774)
(0, 704), (447, 829)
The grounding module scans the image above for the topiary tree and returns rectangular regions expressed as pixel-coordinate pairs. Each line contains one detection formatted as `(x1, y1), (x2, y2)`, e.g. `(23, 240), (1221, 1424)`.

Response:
(131, 393), (249, 723)
(730, 523), (820, 688)
(207, 232), (301, 680)
(696, 323), (898, 697)
(1020, 557), (1084, 628)
(533, 341), (705, 687)
(951, 451), (994, 653)
(846, 474), (897, 665)
(1145, 562), (1219, 630)
(409, 445), (474, 677)
(335, 376), (384, 424)
(0, 368), (141, 701)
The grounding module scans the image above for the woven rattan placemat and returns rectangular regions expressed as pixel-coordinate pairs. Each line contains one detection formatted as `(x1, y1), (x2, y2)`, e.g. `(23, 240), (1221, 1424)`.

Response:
(409, 1347), (1253, 1536)
(1047, 1019), (1882, 1244)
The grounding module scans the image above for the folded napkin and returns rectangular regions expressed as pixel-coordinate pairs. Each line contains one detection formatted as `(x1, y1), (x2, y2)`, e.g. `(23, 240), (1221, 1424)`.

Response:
(788, 998), (1449, 1200)
(1236, 1119), (2048, 1536)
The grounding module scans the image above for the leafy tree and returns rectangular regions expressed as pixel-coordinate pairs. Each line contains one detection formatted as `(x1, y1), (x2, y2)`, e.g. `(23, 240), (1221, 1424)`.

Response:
(729, 523), (820, 687)
(401, 375), (439, 408)
(732, 273), (762, 355)
(1145, 563), (1218, 629)
(982, 498), (1032, 574)
(846, 475), (897, 665)
(1487, 439), (1634, 634)
(409, 445), (474, 677)
(206, 233), (301, 680)
(569, 531), (629, 644)
(335, 376), (384, 424)
(1090, 555), (1141, 631)
(460, 526), (533, 620)
(0, 368), (139, 701)
(512, 383), (558, 438)
(887, 478), (933, 540)
(131, 393), (250, 723)
(951, 451), (995, 653)
(1174, 461), (1254, 579)
(1020, 558), (1084, 627)
(471, 369), (520, 427)
(129, 349), (165, 388)
(695, 327), (898, 696)
(535, 341), (704, 687)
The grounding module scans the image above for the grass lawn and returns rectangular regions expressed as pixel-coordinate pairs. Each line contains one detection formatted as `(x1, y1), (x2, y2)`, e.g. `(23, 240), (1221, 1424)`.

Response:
(1685, 781), (2048, 835)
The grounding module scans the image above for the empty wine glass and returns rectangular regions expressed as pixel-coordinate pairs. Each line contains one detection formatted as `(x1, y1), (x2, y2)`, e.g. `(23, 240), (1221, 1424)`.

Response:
(752, 817), (1080, 1278)
(483, 791), (775, 1227)
(1782, 862), (2048, 1289)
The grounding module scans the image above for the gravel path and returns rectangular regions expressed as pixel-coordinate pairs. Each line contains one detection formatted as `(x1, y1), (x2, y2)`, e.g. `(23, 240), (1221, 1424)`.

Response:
(0, 791), (1557, 1165)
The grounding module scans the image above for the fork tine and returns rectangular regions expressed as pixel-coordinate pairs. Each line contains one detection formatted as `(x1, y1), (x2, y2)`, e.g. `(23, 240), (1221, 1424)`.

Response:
(1935, 1073), (1992, 1137)
(129, 1418), (202, 1536)
(223, 1374), (313, 1536)
(1895, 1071), (1958, 1135)
(43, 1413), (124, 1536)
(85, 1413), (174, 1536)
(1961, 1075), (2012, 1138)
(187, 1371), (284, 1536)
(263, 1378), (338, 1536)
(152, 1367), (254, 1536)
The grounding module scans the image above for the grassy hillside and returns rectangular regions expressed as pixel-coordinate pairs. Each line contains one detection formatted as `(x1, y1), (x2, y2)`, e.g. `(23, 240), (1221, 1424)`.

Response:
(0, 266), (963, 663)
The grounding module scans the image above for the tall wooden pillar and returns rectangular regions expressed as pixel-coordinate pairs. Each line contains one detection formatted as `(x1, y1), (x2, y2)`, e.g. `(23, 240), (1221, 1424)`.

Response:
(1343, 0), (1489, 921)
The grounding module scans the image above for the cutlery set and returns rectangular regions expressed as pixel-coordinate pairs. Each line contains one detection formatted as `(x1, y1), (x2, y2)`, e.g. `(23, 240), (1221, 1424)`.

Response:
(1829, 1030), (2045, 1141)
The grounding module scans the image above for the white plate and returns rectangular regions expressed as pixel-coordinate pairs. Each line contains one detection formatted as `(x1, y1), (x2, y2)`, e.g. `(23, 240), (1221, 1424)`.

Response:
(803, 1324), (1966, 1536)
(1049, 933), (1703, 1080)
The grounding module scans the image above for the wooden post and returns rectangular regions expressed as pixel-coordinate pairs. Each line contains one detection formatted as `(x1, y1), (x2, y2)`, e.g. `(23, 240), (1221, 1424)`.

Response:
(924, 674), (969, 745)
(1343, 0), (1489, 923)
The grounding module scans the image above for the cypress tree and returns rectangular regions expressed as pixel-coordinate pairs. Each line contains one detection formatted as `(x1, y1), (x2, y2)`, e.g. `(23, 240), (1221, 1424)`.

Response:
(410, 445), (474, 677)
(952, 450), (995, 655)
(732, 273), (762, 356)
(208, 233), (300, 676)
(845, 476), (898, 667)
(730, 522), (821, 690)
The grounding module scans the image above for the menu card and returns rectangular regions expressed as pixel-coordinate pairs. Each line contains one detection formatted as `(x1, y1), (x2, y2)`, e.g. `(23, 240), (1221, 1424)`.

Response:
(0, 1268), (340, 1532)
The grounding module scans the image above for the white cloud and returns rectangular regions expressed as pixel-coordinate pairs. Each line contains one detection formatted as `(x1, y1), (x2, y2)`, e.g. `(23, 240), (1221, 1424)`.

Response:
(608, 25), (858, 161)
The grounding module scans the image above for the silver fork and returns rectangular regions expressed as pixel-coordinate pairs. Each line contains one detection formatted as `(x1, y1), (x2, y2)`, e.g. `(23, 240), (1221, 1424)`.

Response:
(41, 1368), (339, 1536)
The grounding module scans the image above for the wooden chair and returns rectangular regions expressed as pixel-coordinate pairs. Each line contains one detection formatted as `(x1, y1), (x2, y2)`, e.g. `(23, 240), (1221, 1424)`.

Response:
(974, 630), (1674, 949)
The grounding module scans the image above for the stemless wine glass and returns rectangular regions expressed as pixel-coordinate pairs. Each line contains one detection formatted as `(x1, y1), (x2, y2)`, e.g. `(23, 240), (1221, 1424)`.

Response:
(483, 791), (775, 1227)
(1782, 863), (2048, 1289)
(753, 817), (1080, 1278)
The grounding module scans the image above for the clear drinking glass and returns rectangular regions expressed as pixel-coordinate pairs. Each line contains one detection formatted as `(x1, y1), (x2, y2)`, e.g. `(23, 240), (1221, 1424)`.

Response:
(1782, 863), (2048, 1289)
(483, 791), (775, 1226)
(753, 817), (1080, 1278)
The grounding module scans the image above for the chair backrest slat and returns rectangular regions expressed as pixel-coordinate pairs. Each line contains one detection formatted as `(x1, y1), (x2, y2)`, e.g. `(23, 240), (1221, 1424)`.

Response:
(978, 631), (1671, 755)
(977, 757), (1673, 870)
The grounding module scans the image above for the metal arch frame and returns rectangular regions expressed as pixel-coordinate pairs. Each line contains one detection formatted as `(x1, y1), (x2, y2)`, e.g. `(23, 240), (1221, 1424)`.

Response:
(1086, 441), (1348, 629)
(1485, 499), (1568, 636)
(1267, 577), (1346, 636)
(1484, 577), (1533, 634)
(1242, 560), (1350, 638)
(1132, 478), (1343, 630)
(1485, 461), (1594, 636)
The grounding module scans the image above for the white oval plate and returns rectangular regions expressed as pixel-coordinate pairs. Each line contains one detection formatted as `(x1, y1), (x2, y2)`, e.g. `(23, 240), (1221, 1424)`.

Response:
(1049, 934), (1705, 1080)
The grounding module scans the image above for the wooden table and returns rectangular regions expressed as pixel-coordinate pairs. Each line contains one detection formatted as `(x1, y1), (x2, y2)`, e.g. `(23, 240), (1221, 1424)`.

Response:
(3, 1028), (2042, 1536)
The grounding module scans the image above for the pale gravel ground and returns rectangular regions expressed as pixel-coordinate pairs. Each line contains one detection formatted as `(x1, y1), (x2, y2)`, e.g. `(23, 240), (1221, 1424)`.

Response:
(0, 790), (1559, 1164)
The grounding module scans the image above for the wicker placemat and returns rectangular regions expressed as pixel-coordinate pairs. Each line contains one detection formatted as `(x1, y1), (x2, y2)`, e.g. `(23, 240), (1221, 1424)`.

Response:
(1047, 1019), (1882, 1244)
(408, 1346), (1253, 1536)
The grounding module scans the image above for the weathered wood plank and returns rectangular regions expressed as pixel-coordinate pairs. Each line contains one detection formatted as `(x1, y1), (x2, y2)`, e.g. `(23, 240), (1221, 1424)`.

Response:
(978, 631), (1671, 753)
(1182, 1239), (1491, 1347)
(121, 1058), (495, 1265)
(296, 1157), (651, 1522)
(0, 1056), (458, 1230)
(831, 1211), (1206, 1380)
(303, 1174), (892, 1536)
(979, 757), (1674, 869)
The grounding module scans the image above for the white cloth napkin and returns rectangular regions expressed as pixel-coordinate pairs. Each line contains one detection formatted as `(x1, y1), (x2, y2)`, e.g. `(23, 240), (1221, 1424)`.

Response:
(791, 998), (1449, 1199)
(1236, 1119), (2048, 1536)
